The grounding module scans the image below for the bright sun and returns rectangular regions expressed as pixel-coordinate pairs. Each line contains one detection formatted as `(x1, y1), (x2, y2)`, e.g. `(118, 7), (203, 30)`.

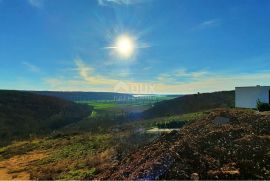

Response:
(115, 35), (135, 59)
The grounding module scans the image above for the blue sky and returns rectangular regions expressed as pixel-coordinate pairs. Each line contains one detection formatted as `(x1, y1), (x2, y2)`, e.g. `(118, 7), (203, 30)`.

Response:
(1, 0), (270, 94)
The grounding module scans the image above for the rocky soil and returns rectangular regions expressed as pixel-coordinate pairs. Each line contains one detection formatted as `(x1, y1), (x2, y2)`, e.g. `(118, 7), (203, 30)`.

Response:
(96, 109), (270, 180)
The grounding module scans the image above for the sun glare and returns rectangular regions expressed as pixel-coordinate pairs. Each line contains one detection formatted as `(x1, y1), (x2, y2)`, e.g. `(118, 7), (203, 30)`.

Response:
(115, 35), (135, 59)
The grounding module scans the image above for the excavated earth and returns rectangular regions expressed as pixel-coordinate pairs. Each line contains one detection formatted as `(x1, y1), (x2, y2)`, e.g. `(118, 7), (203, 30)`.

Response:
(96, 109), (270, 180)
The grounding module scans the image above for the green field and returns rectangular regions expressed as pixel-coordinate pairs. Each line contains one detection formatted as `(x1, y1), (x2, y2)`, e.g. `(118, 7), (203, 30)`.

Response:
(78, 95), (178, 118)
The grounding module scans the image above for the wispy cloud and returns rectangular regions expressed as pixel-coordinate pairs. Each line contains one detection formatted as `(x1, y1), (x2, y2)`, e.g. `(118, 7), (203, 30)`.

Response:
(28, 0), (45, 8)
(45, 58), (153, 93)
(155, 71), (270, 94)
(74, 58), (118, 85)
(44, 58), (270, 94)
(175, 69), (208, 79)
(193, 19), (221, 30)
(98, 0), (147, 6)
(22, 62), (40, 73)
(157, 69), (209, 83)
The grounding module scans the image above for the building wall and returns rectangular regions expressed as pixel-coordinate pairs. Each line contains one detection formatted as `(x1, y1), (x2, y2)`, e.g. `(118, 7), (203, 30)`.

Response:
(235, 86), (270, 108)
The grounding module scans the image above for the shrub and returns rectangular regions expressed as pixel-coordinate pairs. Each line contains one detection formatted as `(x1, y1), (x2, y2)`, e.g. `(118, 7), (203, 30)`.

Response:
(64, 168), (96, 180)
(256, 99), (270, 112)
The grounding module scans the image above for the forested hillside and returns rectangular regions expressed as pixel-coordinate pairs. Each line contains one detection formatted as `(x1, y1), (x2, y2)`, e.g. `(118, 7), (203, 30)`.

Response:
(32, 91), (134, 101)
(143, 91), (234, 118)
(0, 90), (92, 146)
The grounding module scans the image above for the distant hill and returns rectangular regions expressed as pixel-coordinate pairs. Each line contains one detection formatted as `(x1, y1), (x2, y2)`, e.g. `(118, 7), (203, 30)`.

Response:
(0, 90), (92, 146)
(31, 91), (134, 101)
(143, 91), (234, 118)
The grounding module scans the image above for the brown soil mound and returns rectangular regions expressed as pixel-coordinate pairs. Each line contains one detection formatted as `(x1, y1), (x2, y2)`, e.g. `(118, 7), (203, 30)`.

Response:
(96, 109), (270, 180)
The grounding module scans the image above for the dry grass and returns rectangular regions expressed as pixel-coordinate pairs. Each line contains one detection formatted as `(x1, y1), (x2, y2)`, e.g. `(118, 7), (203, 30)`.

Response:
(0, 150), (48, 180)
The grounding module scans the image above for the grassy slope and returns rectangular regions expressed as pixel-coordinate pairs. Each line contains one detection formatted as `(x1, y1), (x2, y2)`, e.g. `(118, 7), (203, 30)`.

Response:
(143, 91), (235, 118)
(0, 107), (204, 180)
(0, 130), (158, 179)
(0, 90), (92, 146)
(2, 108), (268, 180)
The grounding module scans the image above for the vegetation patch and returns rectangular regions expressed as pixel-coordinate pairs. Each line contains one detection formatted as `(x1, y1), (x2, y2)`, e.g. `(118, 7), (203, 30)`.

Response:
(256, 99), (270, 112)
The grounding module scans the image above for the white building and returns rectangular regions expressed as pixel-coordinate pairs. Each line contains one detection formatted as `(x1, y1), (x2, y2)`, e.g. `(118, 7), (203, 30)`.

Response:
(235, 86), (270, 108)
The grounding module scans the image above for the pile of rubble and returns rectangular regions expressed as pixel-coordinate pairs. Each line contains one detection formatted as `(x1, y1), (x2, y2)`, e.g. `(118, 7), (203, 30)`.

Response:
(96, 109), (270, 180)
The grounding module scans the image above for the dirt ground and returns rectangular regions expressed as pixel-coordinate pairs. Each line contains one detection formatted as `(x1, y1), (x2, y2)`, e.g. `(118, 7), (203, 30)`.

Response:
(0, 150), (47, 180)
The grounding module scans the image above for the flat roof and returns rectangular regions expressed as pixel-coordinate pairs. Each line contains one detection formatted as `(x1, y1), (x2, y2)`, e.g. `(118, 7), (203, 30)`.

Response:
(236, 86), (270, 88)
